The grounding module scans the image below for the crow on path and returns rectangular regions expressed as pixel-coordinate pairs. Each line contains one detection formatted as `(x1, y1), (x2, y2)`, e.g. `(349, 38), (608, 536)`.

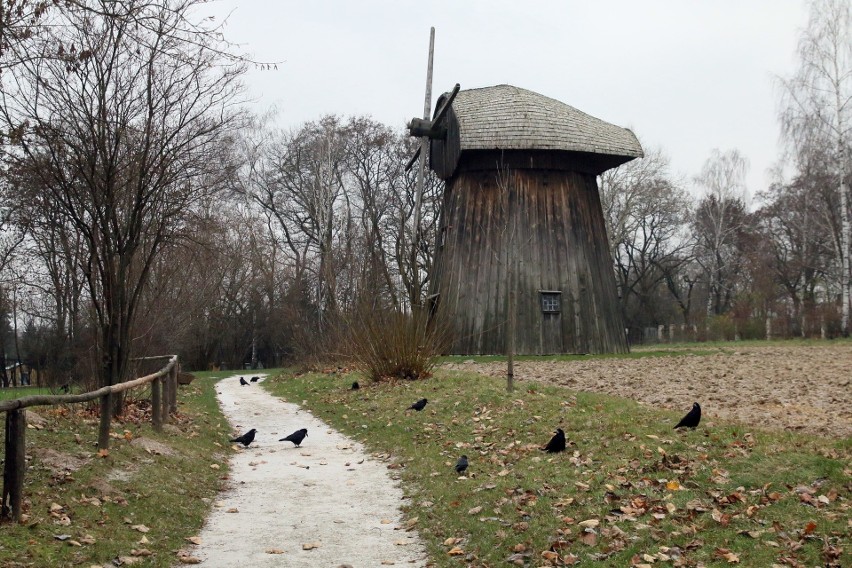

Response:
(279, 428), (308, 447)
(543, 428), (566, 453)
(674, 402), (701, 429)
(239, 377), (249, 386)
(230, 428), (257, 447)
(250, 376), (260, 382)
(455, 455), (469, 474)
(351, 381), (360, 390)
(407, 398), (428, 411)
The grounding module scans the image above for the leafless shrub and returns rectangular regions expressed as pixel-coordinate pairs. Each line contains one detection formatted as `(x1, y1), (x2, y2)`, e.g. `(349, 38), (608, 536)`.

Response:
(342, 305), (451, 383)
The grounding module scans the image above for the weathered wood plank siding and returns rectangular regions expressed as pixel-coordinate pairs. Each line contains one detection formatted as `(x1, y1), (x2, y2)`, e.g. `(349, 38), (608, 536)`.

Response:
(429, 162), (627, 355)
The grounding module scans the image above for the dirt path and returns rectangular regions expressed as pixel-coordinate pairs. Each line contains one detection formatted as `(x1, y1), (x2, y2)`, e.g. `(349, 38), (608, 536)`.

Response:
(189, 374), (427, 567)
(444, 343), (852, 438)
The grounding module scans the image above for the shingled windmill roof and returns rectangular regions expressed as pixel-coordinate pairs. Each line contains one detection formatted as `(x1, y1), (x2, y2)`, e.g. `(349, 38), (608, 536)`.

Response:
(448, 84), (643, 159)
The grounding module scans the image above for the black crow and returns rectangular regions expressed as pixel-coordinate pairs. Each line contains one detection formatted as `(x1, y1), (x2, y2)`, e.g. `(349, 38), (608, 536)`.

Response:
(351, 381), (360, 390)
(455, 455), (469, 474)
(239, 377), (249, 386)
(279, 428), (308, 447)
(543, 428), (566, 453)
(250, 376), (260, 382)
(407, 398), (428, 411)
(59, 383), (71, 394)
(674, 402), (701, 429)
(230, 428), (257, 447)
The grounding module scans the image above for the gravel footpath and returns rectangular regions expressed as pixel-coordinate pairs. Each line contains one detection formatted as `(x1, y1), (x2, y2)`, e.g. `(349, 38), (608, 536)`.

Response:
(188, 375), (427, 567)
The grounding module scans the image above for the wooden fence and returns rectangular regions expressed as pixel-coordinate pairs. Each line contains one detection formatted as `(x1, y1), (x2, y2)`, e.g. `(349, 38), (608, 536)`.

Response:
(0, 355), (179, 522)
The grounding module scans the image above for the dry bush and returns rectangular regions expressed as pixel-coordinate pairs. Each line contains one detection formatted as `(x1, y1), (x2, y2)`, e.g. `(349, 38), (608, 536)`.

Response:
(343, 306), (451, 383)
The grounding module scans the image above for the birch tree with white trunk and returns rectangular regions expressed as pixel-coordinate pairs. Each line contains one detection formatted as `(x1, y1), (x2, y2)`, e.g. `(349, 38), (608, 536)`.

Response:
(779, 0), (852, 335)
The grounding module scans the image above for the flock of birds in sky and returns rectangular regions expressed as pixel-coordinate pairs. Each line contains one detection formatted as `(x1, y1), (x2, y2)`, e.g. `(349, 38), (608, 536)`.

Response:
(228, 375), (703, 476)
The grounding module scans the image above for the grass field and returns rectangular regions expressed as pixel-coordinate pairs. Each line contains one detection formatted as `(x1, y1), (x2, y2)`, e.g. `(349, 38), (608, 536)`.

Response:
(0, 352), (848, 567)
(0, 371), (237, 567)
(0, 386), (56, 401)
(263, 363), (850, 567)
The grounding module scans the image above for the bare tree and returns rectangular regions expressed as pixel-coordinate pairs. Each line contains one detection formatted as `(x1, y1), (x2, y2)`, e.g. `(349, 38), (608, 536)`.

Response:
(692, 149), (751, 320)
(756, 167), (835, 336)
(600, 145), (693, 331)
(347, 117), (407, 310)
(779, 0), (852, 335)
(0, 0), (245, 448)
(248, 116), (350, 331)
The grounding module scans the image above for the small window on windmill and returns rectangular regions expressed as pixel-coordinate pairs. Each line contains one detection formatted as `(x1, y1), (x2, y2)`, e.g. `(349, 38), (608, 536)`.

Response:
(539, 291), (561, 314)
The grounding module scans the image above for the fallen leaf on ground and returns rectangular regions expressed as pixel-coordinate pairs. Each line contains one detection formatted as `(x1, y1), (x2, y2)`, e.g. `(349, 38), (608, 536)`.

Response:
(714, 548), (740, 563)
(265, 548), (285, 554)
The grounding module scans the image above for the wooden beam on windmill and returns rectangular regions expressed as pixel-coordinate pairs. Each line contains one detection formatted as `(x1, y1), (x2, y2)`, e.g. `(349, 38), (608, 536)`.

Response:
(405, 83), (460, 171)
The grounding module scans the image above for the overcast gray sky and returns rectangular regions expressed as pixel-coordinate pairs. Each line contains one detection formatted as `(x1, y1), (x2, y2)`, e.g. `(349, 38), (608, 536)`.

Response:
(205, 0), (809, 199)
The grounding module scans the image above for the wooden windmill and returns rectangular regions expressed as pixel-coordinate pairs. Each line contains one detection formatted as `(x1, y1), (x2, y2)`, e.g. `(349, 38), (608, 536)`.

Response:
(408, 81), (643, 355)
(406, 32), (642, 355)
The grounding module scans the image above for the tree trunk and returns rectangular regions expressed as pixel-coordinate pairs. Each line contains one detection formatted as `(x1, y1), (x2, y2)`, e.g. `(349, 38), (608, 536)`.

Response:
(2, 409), (26, 521)
(837, 132), (850, 336)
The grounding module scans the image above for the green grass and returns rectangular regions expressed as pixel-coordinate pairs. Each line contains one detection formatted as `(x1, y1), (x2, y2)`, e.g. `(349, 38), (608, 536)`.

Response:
(0, 386), (57, 400)
(0, 371), (241, 567)
(263, 368), (851, 568)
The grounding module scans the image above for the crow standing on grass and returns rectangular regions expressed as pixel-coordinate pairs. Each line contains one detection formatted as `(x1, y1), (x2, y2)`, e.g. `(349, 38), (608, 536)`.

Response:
(407, 398), (428, 411)
(543, 428), (566, 453)
(279, 428), (308, 447)
(674, 402), (701, 429)
(230, 428), (257, 447)
(239, 377), (249, 386)
(351, 381), (360, 390)
(455, 455), (469, 474)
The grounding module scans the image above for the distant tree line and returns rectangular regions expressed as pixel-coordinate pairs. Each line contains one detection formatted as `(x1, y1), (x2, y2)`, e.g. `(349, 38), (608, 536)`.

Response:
(0, 0), (848, 399)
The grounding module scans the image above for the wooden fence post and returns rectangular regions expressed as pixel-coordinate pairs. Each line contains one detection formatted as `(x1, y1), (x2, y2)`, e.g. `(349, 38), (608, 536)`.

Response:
(151, 376), (162, 432)
(2, 409), (26, 522)
(161, 368), (171, 423)
(98, 393), (111, 450)
(168, 365), (177, 415)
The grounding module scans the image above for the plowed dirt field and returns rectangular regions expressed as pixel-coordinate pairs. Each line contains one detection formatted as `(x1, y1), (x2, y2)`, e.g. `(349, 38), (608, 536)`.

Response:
(444, 342), (852, 438)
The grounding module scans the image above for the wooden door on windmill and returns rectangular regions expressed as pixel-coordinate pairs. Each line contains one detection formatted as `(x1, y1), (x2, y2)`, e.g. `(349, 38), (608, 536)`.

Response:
(539, 290), (563, 354)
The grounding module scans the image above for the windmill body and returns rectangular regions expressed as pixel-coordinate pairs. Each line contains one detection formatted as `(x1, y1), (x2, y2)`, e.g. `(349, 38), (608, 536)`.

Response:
(412, 84), (642, 355)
